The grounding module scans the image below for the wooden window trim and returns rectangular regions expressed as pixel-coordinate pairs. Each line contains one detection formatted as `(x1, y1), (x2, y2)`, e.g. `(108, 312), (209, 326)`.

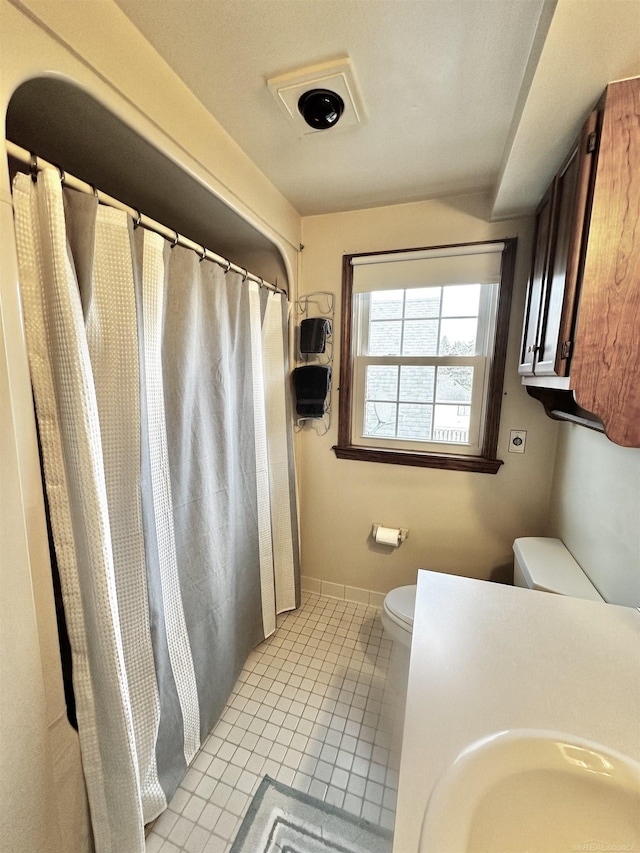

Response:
(333, 238), (518, 473)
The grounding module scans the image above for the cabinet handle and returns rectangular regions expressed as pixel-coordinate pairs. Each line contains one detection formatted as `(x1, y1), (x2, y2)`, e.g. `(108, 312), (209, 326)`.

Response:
(527, 345), (539, 354)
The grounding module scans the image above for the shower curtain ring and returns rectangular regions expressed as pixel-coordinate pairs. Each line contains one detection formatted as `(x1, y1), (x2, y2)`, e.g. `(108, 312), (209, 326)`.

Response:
(258, 277), (264, 289)
(224, 259), (232, 274)
(133, 210), (142, 229)
(29, 153), (38, 183)
(56, 164), (66, 186)
(198, 245), (207, 262)
(242, 268), (249, 282)
(89, 182), (98, 198)
(170, 230), (179, 249)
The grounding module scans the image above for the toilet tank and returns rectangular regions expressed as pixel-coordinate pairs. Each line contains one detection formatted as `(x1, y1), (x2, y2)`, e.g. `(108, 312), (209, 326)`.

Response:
(513, 538), (604, 602)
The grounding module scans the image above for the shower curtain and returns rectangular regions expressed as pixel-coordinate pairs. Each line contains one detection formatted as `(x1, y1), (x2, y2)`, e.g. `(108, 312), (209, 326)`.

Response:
(12, 169), (299, 853)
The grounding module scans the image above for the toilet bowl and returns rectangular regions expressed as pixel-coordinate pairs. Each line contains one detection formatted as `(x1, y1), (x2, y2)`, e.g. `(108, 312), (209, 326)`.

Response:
(381, 585), (416, 693)
(381, 584), (416, 649)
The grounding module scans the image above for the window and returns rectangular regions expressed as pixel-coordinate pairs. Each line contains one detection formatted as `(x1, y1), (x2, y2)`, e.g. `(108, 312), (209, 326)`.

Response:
(334, 240), (517, 473)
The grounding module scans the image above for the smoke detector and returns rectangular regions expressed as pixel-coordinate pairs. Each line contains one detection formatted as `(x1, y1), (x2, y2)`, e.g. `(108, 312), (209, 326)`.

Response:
(267, 57), (365, 136)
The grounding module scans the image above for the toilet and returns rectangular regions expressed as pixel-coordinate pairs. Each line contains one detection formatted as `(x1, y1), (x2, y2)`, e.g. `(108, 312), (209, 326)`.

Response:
(512, 537), (603, 601)
(381, 537), (604, 691)
(381, 584), (417, 691)
(380, 584), (418, 753)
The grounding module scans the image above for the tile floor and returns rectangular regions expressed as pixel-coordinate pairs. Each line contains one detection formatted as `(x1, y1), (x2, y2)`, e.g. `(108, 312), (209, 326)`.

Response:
(145, 591), (401, 853)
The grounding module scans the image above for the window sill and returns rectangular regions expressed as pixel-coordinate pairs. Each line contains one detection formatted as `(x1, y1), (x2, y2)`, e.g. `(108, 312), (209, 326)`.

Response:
(332, 444), (503, 473)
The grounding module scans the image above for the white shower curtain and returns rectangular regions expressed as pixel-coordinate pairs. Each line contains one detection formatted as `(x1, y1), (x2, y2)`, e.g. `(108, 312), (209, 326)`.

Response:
(12, 169), (299, 853)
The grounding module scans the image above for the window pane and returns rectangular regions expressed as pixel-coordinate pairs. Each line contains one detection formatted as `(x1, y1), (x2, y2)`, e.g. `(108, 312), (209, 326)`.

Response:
(397, 404), (433, 441)
(405, 287), (441, 318)
(366, 365), (398, 402)
(435, 366), (473, 404)
(369, 321), (402, 355)
(433, 404), (470, 444)
(370, 290), (403, 320)
(402, 320), (439, 355)
(439, 318), (477, 355)
(364, 402), (397, 437)
(399, 366), (435, 402)
(442, 284), (480, 317)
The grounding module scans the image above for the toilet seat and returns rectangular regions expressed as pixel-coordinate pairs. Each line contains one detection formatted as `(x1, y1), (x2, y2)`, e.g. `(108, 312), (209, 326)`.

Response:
(383, 585), (416, 630)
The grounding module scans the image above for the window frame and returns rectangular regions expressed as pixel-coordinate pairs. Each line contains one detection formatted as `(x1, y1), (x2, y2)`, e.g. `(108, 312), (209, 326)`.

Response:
(333, 239), (518, 473)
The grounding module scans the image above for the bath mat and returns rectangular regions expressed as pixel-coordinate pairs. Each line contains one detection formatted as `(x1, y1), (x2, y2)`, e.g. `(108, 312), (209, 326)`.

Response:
(230, 775), (393, 853)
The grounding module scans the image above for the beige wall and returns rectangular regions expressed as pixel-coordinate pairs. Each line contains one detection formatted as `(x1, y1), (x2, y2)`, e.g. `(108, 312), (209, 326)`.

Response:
(298, 193), (558, 593)
(548, 425), (640, 608)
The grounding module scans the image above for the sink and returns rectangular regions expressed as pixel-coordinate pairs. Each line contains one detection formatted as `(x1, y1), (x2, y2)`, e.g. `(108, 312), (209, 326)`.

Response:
(420, 730), (640, 853)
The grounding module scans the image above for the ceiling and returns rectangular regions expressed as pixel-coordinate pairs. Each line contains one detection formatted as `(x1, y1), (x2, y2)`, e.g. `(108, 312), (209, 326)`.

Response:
(112, 0), (550, 217)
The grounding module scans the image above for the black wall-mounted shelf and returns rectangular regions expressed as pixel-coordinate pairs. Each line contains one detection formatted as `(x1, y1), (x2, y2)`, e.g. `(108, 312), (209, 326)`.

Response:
(526, 386), (605, 434)
(294, 292), (334, 435)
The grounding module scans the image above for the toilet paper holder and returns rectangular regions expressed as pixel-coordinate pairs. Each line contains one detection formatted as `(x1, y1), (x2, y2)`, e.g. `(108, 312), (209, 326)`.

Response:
(372, 523), (409, 546)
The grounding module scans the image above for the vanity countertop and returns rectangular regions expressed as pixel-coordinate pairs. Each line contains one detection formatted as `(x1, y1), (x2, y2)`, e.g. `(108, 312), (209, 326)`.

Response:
(393, 570), (640, 853)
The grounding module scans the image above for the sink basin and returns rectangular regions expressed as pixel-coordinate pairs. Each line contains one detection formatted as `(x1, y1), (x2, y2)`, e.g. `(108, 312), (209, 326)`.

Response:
(420, 730), (640, 853)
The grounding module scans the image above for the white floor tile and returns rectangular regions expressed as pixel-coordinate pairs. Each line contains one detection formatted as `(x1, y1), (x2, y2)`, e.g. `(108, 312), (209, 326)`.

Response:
(182, 796), (206, 823)
(145, 832), (165, 853)
(146, 593), (399, 853)
(168, 816), (195, 848)
(184, 824), (211, 853)
(153, 808), (179, 838)
(197, 803), (222, 832)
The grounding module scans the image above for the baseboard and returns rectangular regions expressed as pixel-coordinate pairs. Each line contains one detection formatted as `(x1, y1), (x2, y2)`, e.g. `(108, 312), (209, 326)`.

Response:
(300, 575), (385, 609)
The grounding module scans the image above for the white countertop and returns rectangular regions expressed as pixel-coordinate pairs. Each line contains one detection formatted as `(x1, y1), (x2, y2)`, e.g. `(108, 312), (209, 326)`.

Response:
(393, 570), (640, 853)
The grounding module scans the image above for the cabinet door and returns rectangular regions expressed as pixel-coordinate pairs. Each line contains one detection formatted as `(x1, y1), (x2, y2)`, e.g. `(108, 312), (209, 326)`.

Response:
(535, 112), (598, 376)
(571, 78), (640, 446)
(518, 184), (554, 376)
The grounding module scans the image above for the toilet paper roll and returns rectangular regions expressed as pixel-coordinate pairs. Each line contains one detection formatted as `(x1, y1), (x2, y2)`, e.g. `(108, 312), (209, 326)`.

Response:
(374, 525), (401, 547)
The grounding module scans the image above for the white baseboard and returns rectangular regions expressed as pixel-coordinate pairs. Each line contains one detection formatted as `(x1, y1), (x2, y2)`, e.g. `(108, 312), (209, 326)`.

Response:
(300, 575), (385, 609)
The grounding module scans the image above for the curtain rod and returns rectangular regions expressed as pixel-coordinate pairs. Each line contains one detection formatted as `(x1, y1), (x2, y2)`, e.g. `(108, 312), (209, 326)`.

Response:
(5, 140), (285, 296)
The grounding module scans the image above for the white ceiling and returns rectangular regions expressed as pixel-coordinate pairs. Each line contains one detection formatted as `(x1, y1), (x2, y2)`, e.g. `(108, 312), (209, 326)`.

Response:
(112, 0), (640, 219)
(112, 0), (547, 216)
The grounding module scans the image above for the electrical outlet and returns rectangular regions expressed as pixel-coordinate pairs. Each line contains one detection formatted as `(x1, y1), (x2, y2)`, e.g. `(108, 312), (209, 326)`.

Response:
(509, 429), (527, 453)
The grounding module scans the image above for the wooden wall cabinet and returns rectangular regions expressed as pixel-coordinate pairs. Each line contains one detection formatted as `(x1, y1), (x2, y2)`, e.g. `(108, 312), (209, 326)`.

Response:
(519, 182), (556, 377)
(519, 111), (598, 380)
(519, 77), (640, 447)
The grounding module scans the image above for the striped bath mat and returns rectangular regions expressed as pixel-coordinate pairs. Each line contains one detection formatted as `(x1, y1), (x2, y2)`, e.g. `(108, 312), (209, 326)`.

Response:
(230, 776), (393, 853)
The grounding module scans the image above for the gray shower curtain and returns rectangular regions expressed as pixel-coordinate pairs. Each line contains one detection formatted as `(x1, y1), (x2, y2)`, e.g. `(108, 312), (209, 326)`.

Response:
(12, 170), (299, 853)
